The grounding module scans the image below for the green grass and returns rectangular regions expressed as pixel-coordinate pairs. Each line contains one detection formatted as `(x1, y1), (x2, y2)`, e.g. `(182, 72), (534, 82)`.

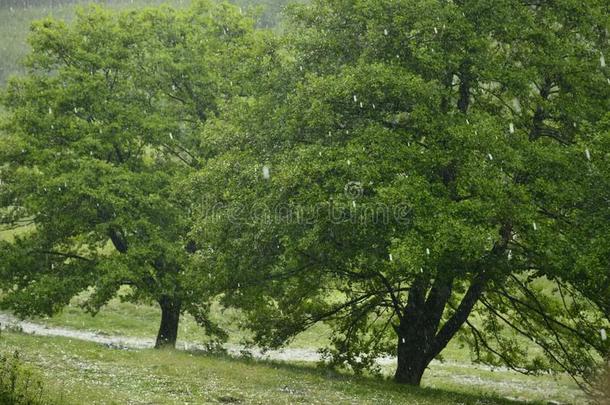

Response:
(19, 292), (584, 404)
(0, 331), (538, 405)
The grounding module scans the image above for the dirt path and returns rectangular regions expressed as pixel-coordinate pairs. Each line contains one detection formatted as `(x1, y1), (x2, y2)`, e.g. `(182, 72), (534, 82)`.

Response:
(0, 312), (492, 368)
(0, 312), (515, 369)
(0, 312), (328, 361)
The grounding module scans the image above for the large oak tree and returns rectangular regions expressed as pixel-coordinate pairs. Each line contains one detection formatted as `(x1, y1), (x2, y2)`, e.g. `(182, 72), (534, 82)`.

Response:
(191, 0), (610, 388)
(0, 0), (262, 348)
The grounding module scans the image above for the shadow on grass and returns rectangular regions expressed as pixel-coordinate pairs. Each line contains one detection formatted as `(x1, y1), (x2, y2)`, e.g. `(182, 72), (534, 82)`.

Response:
(181, 346), (540, 405)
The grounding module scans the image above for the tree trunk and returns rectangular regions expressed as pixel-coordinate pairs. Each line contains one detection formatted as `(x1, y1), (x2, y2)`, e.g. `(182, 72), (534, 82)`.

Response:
(394, 334), (430, 386)
(393, 273), (489, 386)
(155, 295), (181, 349)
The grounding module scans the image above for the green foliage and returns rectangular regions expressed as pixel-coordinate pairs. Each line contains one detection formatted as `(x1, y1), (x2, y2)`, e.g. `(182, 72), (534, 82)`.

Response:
(0, 0), (262, 346)
(190, 0), (610, 388)
(0, 350), (59, 405)
(0, 0), (302, 85)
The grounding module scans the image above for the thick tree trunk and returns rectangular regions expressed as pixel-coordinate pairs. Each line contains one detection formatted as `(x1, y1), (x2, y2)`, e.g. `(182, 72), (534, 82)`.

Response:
(393, 272), (489, 386)
(155, 295), (181, 349)
(394, 334), (430, 385)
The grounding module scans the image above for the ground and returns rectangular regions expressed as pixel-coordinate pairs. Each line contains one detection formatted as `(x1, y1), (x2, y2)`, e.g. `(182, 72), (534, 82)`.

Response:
(0, 330), (546, 405)
(0, 294), (587, 404)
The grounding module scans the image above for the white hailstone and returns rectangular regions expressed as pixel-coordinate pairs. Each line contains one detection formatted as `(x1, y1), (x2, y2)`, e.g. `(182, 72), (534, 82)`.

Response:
(420, 267), (424, 273)
(585, 148), (591, 161)
(601, 329), (607, 341)
(434, 27), (438, 34)
(384, 28), (389, 36)
(512, 98), (522, 113)
(262, 165), (270, 180)
(299, 65), (303, 71)
(401, 338), (406, 344)
(319, 151), (322, 156)
(48, 107), (52, 115)
(359, 102), (363, 108)
(426, 248), (430, 256)
(51, 264), (55, 270)
(51, 125), (54, 129)
(509, 122), (515, 134)
(353, 94), (358, 102)
(171, 84), (177, 91)
(169, 132), (173, 140)
(466, 119), (470, 125)
(389, 253), (393, 262)
(372, 103), (376, 109)
(601, 53), (606, 68)
(73, 107), (78, 113)
(347, 159), (351, 166)
(487, 153), (494, 161)
(533, 222), (538, 231)
(352, 200), (356, 208)
(328, 131), (332, 137)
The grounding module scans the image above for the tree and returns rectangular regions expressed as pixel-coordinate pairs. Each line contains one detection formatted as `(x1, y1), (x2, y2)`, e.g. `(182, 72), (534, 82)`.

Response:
(0, 0), (260, 348)
(190, 0), (610, 388)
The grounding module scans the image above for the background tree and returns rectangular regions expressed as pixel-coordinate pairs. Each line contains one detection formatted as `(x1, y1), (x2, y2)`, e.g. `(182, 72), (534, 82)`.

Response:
(0, 0), (261, 348)
(190, 0), (610, 388)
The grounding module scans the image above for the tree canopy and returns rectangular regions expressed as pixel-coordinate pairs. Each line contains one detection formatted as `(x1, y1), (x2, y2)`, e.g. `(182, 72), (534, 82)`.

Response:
(189, 0), (610, 388)
(0, 0), (264, 348)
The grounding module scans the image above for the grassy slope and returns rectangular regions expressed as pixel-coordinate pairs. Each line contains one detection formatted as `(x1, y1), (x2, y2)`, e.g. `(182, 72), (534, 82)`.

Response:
(19, 293), (582, 404)
(0, 331), (534, 405)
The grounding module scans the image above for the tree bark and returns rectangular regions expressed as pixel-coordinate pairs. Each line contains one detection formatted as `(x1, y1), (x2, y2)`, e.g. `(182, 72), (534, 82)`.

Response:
(155, 295), (181, 349)
(395, 333), (429, 385)
(393, 274), (486, 386)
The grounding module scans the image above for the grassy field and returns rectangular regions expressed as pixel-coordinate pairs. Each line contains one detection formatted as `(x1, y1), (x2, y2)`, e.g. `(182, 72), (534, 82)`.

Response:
(4, 292), (580, 404)
(0, 331), (544, 405)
